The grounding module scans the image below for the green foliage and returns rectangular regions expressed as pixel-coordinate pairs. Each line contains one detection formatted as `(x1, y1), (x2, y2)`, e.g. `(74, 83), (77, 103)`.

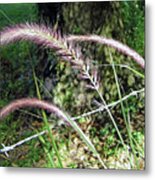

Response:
(99, 124), (117, 157)
(121, 1), (145, 56)
(0, 3), (38, 26)
(0, 1), (145, 169)
(0, 4), (38, 99)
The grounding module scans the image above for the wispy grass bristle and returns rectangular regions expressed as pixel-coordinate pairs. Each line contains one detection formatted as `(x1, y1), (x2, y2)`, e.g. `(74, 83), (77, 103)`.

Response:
(0, 98), (69, 123)
(0, 23), (84, 68)
(67, 35), (145, 69)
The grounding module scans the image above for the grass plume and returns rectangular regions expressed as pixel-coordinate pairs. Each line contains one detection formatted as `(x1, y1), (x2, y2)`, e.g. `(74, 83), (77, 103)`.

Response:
(0, 98), (68, 123)
(0, 23), (84, 67)
(67, 35), (145, 69)
(0, 98), (107, 168)
(0, 23), (145, 69)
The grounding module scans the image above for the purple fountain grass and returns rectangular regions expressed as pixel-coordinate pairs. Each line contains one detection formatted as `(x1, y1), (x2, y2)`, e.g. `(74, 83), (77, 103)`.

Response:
(67, 35), (145, 69)
(0, 98), (69, 123)
(0, 23), (145, 69)
(0, 23), (98, 88)
(0, 23), (144, 92)
(0, 23), (84, 67)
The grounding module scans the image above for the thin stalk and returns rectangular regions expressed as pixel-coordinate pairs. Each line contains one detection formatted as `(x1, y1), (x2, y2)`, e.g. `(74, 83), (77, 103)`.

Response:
(67, 35), (145, 69)
(84, 70), (125, 147)
(122, 65), (144, 79)
(17, 88), (144, 123)
(131, 136), (144, 158)
(16, 87), (143, 127)
(95, 63), (144, 79)
(37, 132), (55, 167)
(0, 10), (14, 24)
(33, 69), (63, 168)
(66, 115), (107, 169)
(32, 67), (107, 168)
(108, 50), (139, 168)
(0, 114), (107, 168)
(36, 77), (53, 99)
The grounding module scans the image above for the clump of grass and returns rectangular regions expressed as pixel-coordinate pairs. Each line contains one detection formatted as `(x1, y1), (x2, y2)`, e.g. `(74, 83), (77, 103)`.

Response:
(0, 23), (145, 169)
(0, 97), (107, 168)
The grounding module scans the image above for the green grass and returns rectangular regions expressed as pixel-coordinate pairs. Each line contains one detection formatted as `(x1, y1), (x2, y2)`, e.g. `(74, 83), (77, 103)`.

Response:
(33, 69), (64, 168)
(109, 50), (142, 168)
(0, 2), (144, 169)
(0, 3), (38, 27)
(0, 3), (38, 99)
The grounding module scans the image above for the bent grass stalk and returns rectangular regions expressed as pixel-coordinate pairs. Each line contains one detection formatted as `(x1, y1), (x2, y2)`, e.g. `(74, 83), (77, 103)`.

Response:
(38, 134), (55, 168)
(0, 98), (107, 169)
(0, 88), (144, 167)
(33, 69), (63, 168)
(14, 88), (144, 125)
(0, 23), (145, 168)
(83, 70), (125, 147)
(0, 88), (144, 154)
(0, 23), (145, 69)
(0, 23), (84, 68)
(7, 88), (144, 124)
(0, 98), (69, 123)
(108, 50), (139, 168)
(67, 35), (145, 69)
(96, 63), (144, 79)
